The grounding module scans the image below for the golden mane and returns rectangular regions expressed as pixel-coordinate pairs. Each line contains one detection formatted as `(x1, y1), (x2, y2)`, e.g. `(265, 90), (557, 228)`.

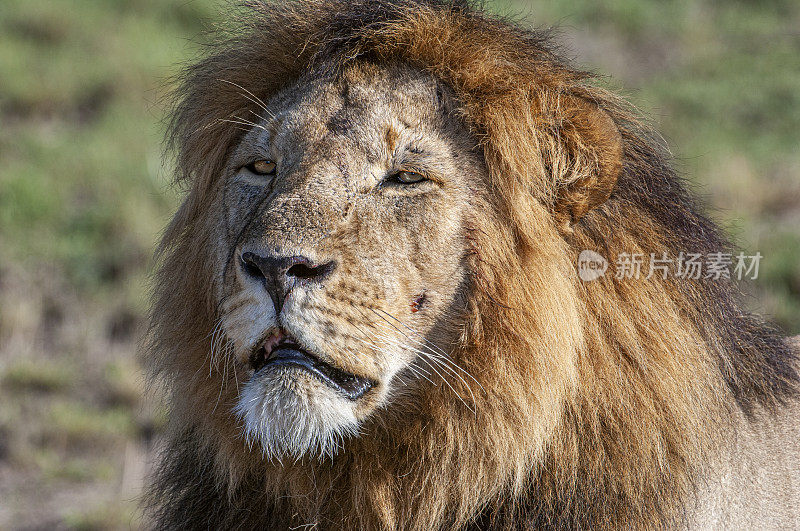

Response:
(145, 1), (798, 528)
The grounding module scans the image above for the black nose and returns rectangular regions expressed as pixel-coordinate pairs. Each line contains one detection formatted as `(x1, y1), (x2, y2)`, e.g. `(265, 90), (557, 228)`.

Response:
(240, 252), (336, 313)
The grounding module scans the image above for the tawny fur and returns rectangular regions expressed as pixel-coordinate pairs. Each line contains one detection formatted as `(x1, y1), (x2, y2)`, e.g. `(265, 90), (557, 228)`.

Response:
(144, 1), (799, 528)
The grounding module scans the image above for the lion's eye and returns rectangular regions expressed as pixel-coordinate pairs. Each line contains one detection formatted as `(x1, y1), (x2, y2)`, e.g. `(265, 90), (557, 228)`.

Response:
(245, 160), (277, 176)
(388, 171), (426, 185)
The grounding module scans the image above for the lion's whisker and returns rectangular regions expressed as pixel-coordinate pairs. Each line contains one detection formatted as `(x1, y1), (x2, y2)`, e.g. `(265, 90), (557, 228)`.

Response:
(351, 332), (437, 386)
(231, 354), (240, 395)
(360, 308), (472, 396)
(208, 319), (225, 378)
(347, 309), (440, 387)
(369, 309), (481, 410)
(374, 308), (486, 395)
(416, 355), (475, 414)
(218, 117), (268, 133)
(398, 341), (477, 412)
(366, 316), (476, 413)
(247, 108), (270, 124)
(367, 328), (437, 379)
(228, 115), (260, 128)
(218, 78), (275, 118)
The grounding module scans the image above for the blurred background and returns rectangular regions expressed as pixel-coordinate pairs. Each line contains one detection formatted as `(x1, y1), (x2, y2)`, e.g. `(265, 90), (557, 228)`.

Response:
(0, 0), (798, 527)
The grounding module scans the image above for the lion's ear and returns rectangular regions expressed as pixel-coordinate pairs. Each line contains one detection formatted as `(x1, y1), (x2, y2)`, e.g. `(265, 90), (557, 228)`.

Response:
(552, 96), (623, 224)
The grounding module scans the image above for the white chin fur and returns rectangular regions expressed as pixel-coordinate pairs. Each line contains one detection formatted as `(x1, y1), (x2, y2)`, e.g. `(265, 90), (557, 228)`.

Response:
(234, 369), (360, 460)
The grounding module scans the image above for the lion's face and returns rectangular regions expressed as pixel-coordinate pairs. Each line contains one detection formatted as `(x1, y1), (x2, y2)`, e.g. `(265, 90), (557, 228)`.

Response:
(210, 62), (486, 458)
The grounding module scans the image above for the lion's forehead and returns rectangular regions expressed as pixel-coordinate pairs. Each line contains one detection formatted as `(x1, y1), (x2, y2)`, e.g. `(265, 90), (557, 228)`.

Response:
(265, 65), (444, 153)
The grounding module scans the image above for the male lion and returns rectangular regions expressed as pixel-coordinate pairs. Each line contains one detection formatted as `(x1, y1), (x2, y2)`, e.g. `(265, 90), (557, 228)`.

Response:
(145, 0), (800, 528)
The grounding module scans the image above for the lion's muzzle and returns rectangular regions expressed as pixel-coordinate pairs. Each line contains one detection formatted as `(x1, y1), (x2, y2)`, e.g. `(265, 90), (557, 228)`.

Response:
(240, 251), (337, 313)
(250, 329), (374, 400)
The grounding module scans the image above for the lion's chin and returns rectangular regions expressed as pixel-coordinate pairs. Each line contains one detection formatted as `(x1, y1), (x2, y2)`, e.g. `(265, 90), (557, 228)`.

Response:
(234, 368), (362, 460)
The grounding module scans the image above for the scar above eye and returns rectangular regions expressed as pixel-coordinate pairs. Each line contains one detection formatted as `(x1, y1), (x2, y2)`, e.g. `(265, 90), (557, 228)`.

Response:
(411, 291), (427, 313)
(385, 126), (399, 153)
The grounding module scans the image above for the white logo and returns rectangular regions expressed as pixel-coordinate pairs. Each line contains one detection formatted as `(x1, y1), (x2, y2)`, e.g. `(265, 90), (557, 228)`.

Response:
(578, 250), (608, 282)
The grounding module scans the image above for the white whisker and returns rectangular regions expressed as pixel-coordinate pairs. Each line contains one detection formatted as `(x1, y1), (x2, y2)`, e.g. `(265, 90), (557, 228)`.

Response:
(367, 308), (481, 414)
(218, 78), (276, 118)
(375, 308), (485, 395)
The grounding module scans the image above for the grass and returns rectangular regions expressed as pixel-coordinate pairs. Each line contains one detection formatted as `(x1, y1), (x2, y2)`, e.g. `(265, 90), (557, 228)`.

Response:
(0, 0), (797, 527)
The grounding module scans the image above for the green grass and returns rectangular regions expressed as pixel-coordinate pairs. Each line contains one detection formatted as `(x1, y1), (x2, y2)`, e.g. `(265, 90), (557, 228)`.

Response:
(0, 0), (798, 527)
(3, 360), (76, 392)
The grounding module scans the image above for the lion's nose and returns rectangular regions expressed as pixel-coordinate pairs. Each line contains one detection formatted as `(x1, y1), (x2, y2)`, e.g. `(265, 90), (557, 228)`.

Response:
(240, 251), (336, 313)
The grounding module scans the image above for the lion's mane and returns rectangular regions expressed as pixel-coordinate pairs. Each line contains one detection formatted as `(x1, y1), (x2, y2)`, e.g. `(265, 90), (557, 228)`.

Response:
(145, 1), (798, 528)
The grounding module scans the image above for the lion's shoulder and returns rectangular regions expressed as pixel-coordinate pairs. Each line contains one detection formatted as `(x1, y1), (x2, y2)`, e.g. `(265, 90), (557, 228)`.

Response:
(688, 390), (800, 529)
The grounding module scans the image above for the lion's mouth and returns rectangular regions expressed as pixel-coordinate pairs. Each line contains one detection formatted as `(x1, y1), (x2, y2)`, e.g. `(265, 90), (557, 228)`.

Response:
(250, 330), (374, 400)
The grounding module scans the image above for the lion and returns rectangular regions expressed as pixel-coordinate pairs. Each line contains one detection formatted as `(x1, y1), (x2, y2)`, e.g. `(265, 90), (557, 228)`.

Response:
(143, 0), (800, 528)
